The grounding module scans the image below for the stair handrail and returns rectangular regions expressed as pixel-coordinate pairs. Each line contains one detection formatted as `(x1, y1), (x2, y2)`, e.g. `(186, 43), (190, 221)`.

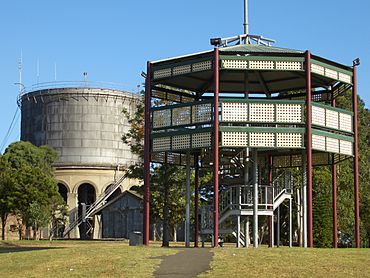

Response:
(62, 169), (131, 238)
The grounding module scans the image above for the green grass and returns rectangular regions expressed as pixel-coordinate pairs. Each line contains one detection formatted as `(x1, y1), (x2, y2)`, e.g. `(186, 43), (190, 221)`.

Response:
(0, 240), (178, 278)
(199, 246), (370, 278)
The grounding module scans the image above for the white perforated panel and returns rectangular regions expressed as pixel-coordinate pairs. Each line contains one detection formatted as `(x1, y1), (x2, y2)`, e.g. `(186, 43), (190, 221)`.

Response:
(276, 104), (302, 122)
(249, 60), (274, 70)
(326, 109), (339, 129)
(172, 134), (191, 150)
(311, 64), (325, 76)
(325, 68), (338, 80)
(221, 102), (249, 122)
(172, 106), (191, 126)
(153, 68), (172, 79)
(222, 60), (249, 69)
(340, 140), (353, 155)
(192, 132), (211, 148)
(312, 106), (325, 126)
(276, 133), (302, 148)
(338, 72), (352, 84)
(173, 64), (191, 76)
(153, 137), (171, 152)
(192, 61), (212, 72)
(339, 113), (352, 132)
(275, 61), (302, 70)
(222, 132), (248, 147)
(312, 134), (326, 151)
(249, 132), (275, 147)
(153, 109), (171, 128)
(326, 137), (339, 153)
(249, 103), (274, 122)
(192, 104), (212, 123)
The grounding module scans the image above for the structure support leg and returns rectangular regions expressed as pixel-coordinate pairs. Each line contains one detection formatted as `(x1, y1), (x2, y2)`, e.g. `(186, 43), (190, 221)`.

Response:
(352, 64), (360, 248)
(185, 151), (191, 248)
(213, 47), (220, 247)
(332, 162), (338, 248)
(289, 197), (292, 248)
(252, 149), (258, 248)
(244, 218), (250, 248)
(305, 50), (313, 247)
(277, 206), (280, 247)
(143, 61), (151, 245)
(302, 153), (308, 248)
(194, 154), (199, 248)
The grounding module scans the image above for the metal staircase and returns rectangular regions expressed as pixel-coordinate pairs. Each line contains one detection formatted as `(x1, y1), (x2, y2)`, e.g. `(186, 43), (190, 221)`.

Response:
(62, 169), (132, 238)
(200, 170), (293, 242)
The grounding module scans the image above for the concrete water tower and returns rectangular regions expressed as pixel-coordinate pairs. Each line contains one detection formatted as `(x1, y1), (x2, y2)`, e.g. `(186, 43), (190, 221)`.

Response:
(19, 81), (140, 239)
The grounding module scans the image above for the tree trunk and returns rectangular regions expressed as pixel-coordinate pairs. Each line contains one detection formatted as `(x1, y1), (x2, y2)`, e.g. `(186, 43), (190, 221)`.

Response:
(1, 214), (7, 240)
(162, 182), (170, 247)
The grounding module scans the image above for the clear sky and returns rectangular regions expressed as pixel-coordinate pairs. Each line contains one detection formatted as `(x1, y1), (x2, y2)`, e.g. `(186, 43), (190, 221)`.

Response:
(0, 0), (369, 152)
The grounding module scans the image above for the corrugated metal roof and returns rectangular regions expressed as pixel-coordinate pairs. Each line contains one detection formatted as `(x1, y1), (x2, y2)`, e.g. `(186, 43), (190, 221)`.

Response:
(219, 44), (304, 54)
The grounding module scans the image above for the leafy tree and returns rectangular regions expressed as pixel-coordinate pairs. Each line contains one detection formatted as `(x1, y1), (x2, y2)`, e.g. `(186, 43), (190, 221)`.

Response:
(0, 141), (62, 239)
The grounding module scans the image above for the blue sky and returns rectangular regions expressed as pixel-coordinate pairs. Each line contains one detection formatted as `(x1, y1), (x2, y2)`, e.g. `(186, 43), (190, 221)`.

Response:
(1, 0), (369, 152)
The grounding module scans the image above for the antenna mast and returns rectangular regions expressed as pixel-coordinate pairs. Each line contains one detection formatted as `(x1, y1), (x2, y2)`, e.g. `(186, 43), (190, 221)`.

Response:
(244, 0), (249, 36)
(18, 50), (23, 93)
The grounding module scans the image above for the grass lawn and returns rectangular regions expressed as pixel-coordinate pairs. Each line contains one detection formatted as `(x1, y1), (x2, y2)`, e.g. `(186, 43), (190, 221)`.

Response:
(0, 240), (178, 278)
(200, 246), (370, 278)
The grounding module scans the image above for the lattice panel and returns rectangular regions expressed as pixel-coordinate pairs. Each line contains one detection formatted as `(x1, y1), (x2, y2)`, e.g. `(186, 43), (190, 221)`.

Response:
(340, 140), (353, 155)
(249, 132), (275, 147)
(222, 60), (249, 69)
(275, 61), (302, 70)
(273, 156), (291, 168)
(291, 155), (303, 167)
(276, 133), (302, 148)
(153, 109), (171, 128)
(249, 60), (274, 70)
(173, 64), (191, 76)
(312, 153), (330, 165)
(276, 104), (302, 122)
(325, 68), (338, 79)
(153, 68), (172, 79)
(326, 137), (339, 153)
(192, 132), (211, 148)
(222, 132), (248, 147)
(221, 103), (249, 122)
(326, 109), (339, 129)
(172, 134), (191, 150)
(249, 103), (274, 122)
(312, 134), (326, 151)
(172, 106), (191, 126)
(312, 106), (325, 126)
(339, 113), (352, 132)
(311, 63), (325, 75)
(192, 104), (212, 123)
(152, 137), (171, 152)
(338, 72), (352, 84)
(192, 61), (212, 72)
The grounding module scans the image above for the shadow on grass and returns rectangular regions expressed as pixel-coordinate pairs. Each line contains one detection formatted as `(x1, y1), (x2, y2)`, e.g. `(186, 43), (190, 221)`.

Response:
(0, 242), (64, 254)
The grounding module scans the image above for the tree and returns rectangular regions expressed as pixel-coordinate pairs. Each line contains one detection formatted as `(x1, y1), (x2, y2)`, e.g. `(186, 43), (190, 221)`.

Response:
(0, 141), (62, 239)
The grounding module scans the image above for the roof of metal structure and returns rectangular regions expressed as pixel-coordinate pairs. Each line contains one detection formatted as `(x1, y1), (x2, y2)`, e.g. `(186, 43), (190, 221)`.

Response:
(150, 44), (353, 97)
(219, 44), (304, 54)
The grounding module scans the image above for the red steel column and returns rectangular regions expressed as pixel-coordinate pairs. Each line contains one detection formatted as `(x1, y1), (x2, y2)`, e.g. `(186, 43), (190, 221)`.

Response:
(268, 155), (273, 248)
(143, 61), (151, 245)
(213, 48), (220, 247)
(332, 97), (338, 248)
(305, 51), (313, 247)
(194, 154), (199, 247)
(352, 65), (360, 248)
